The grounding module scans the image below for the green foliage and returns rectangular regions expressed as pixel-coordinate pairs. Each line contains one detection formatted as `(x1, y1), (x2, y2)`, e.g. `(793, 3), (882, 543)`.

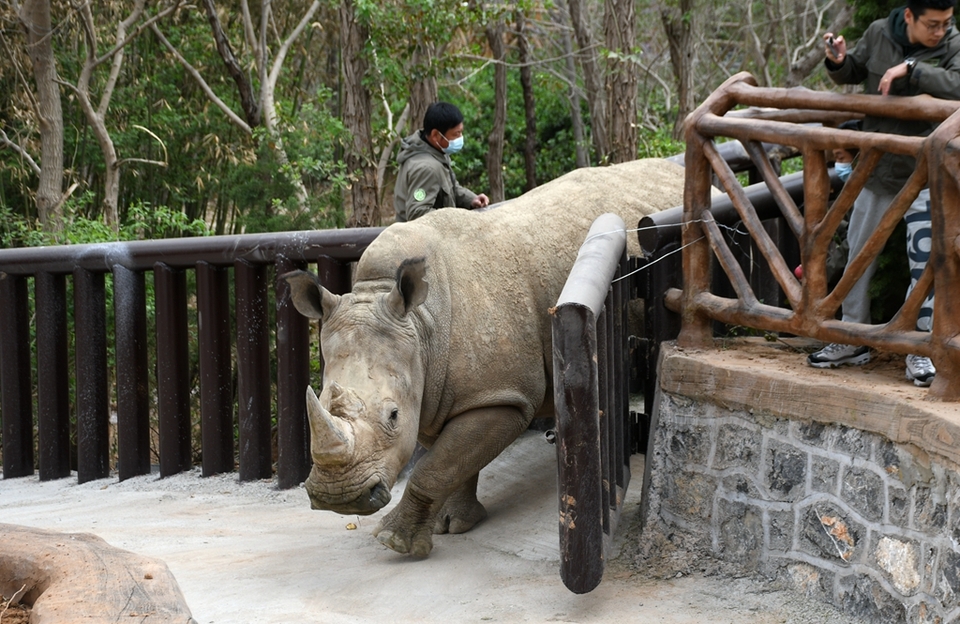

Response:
(845, 0), (903, 40)
(0, 193), (208, 248)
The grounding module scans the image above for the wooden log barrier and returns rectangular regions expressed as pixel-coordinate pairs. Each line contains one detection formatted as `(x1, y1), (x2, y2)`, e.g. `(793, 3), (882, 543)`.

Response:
(0, 524), (195, 623)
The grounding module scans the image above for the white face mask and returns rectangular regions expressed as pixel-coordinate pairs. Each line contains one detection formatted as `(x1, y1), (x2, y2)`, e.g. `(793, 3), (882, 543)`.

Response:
(835, 161), (853, 182)
(443, 135), (464, 155)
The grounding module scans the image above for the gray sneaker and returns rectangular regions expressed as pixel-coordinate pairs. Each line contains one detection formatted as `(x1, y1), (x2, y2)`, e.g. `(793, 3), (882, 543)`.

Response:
(905, 354), (936, 387)
(806, 343), (871, 368)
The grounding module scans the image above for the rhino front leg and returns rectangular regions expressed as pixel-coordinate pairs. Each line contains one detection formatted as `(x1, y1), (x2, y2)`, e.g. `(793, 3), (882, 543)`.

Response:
(373, 405), (529, 557)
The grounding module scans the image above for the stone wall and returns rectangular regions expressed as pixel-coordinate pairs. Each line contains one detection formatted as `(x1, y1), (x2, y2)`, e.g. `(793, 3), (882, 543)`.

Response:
(641, 341), (960, 624)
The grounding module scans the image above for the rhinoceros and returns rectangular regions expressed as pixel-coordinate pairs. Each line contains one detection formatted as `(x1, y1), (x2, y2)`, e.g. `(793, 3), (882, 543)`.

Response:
(283, 158), (686, 557)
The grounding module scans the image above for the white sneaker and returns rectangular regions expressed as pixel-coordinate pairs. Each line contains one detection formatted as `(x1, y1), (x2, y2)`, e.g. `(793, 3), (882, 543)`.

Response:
(905, 354), (936, 387)
(806, 343), (871, 368)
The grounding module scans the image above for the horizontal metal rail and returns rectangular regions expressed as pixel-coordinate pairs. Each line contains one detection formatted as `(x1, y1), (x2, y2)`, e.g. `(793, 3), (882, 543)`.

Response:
(0, 228), (382, 486)
(551, 214), (633, 594)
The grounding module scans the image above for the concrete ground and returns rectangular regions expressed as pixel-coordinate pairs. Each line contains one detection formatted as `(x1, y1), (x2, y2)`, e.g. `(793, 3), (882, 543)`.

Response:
(1, 430), (861, 624)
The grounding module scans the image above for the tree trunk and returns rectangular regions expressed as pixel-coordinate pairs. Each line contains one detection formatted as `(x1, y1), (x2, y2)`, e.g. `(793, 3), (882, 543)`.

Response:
(552, 0), (589, 168)
(516, 10), (537, 191)
(661, 0), (697, 140)
(340, 0), (380, 226)
(604, 0), (637, 163)
(567, 0), (608, 163)
(202, 0), (261, 126)
(18, 0), (64, 234)
(408, 43), (438, 133)
(485, 19), (507, 203)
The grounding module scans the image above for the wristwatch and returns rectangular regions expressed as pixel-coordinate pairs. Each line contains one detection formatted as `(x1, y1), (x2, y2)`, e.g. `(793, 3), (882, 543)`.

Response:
(905, 57), (917, 77)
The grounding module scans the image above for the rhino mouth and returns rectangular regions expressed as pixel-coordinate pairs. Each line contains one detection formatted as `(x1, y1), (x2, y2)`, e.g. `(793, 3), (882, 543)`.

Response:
(305, 475), (392, 515)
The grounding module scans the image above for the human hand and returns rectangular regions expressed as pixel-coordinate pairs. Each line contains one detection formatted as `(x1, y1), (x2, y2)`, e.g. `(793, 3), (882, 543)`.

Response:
(824, 33), (846, 63)
(472, 194), (490, 209)
(878, 63), (908, 95)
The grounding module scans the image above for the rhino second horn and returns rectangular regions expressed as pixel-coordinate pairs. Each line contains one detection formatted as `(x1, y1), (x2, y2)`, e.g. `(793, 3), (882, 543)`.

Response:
(305, 385), (355, 462)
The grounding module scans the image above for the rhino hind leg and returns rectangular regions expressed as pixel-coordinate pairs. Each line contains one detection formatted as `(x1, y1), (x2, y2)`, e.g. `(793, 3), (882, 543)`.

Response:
(433, 473), (487, 535)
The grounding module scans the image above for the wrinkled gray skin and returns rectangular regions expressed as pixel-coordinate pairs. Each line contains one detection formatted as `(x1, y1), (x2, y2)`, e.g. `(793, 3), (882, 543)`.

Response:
(283, 159), (687, 557)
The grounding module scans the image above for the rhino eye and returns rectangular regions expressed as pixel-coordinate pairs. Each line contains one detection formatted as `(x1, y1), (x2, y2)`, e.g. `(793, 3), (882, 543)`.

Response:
(389, 408), (399, 425)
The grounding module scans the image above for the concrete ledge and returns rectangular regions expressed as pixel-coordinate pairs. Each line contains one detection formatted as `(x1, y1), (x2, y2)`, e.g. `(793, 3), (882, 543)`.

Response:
(642, 339), (960, 623)
(658, 338), (960, 471)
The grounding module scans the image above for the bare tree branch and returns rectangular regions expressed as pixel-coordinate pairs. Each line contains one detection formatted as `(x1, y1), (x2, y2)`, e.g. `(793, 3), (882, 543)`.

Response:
(92, 1), (183, 70)
(98, 0), (146, 118)
(0, 128), (41, 175)
(785, 1), (853, 87)
(264, 1), (320, 100)
(149, 23), (253, 135)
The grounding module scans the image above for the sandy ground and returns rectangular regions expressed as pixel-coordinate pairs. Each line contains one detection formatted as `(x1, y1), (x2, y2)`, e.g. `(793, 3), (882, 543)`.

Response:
(1, 429), (862, 624)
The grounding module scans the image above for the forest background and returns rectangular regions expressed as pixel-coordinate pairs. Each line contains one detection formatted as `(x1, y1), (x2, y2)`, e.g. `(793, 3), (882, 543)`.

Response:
(1, 0), (905, 246)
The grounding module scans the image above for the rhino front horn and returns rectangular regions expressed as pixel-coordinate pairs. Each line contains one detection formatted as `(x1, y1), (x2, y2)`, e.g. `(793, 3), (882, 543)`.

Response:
(305, 385), (355, 463)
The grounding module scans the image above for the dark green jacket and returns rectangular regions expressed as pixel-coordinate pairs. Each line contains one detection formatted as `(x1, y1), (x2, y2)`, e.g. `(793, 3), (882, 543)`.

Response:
(827, 8), (960, 193)
(393, 132), (478, 222)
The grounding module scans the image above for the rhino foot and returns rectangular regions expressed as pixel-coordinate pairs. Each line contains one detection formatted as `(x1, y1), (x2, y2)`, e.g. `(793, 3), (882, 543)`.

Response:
(373, 526), (433, 557)
(434, 498), (487, 535)
(373, 508), (434, 557)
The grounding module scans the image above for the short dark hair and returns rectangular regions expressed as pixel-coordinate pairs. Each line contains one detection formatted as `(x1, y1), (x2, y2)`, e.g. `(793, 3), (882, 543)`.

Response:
(909, 0), (957, 17)
(422, 102), (464, 136)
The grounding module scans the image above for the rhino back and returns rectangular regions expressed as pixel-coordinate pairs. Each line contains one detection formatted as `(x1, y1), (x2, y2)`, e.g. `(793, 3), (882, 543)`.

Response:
(356, 159), (686, 433)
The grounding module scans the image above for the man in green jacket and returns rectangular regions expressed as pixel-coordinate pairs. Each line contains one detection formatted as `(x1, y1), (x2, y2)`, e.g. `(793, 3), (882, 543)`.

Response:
(394, 102), (490, 222)
(807, 0), (960, 387)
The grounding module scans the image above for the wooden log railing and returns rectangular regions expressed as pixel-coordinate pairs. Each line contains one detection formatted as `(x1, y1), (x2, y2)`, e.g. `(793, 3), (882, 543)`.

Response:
(551, 214), (634, 594)
(674, 72), (960, 400)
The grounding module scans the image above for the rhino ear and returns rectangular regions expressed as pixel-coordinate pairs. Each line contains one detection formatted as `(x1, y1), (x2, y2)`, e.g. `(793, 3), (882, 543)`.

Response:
(386, 257), (428, 317)
(281, 270), (340, 320)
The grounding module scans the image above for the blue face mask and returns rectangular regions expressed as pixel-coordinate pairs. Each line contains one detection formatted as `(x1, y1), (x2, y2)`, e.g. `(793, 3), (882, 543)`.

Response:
(443, 135), (464, 155)
(835, 161), (853, 182)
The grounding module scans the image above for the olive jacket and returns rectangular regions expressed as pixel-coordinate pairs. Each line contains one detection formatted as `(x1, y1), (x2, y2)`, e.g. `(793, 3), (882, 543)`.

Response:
(393, 132), (478, 222)
(827, 8), (960, 194)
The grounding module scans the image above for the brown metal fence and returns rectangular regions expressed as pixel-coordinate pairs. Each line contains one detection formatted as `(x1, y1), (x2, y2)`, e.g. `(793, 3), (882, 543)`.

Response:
(551, 214), (634, 594)
(675, 72), (960, 400)
(0, 229), (382, 487)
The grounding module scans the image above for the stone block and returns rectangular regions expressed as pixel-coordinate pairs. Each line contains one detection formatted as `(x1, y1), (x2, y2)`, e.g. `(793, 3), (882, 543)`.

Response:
(811, 455), (840, 495)
(664, 423), (711, 468)
(799, 502), (864, 565)
(766, 442), (807, 501)
(836, 573), (907, 623)
(908, 601), (947, 624)
(834, 425), (872, 461)
(795, 420), (828, 446)
(663, 470), (716, 523)
(876, 440), (901, 481)
(921, 542), (937, 596)
(874, 535), (921, 596)
(717, 498), (762, 567)
(888, 485), (910, 527)
(841, 466), (884, 523)
(767, 509), (793, 552)
(936, 547), (960, 609)
(721, 473), (762, 499)
(713, 423), (761, 472)
(784, 562), (834, 604)
(914, 486), (948, 533)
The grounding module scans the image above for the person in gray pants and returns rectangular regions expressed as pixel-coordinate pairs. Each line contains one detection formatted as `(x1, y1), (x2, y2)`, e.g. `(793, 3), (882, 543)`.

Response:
(809, 0), (960, 387)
